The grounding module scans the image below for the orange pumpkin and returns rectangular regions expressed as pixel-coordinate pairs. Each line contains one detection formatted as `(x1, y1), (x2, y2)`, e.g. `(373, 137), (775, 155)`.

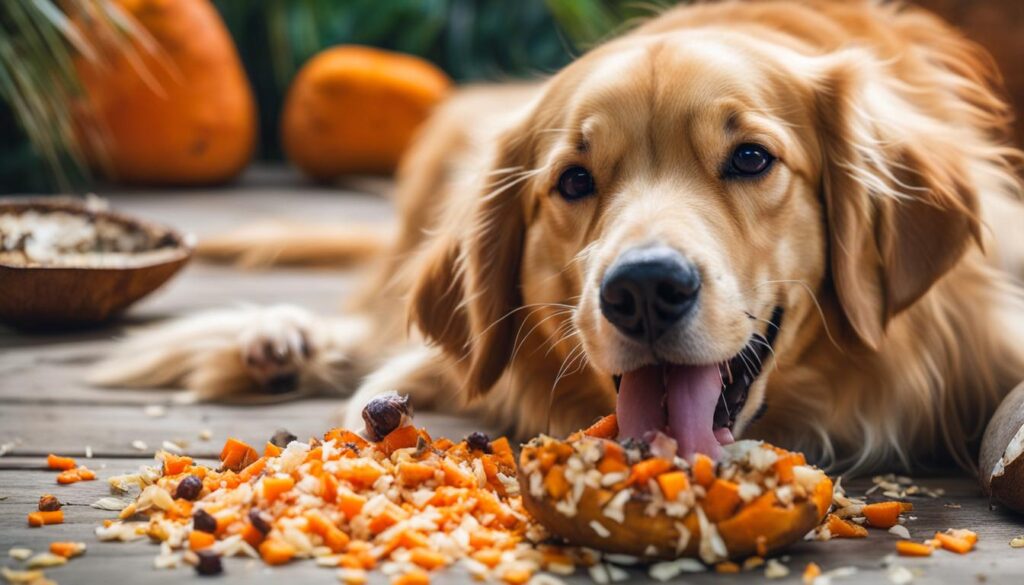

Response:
(281, 45), (452, 180)
(76, 0), (256, 185)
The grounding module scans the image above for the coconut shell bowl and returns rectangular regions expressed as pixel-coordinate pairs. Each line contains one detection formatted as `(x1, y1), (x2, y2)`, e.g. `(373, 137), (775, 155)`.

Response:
(0, 198), (193, 330)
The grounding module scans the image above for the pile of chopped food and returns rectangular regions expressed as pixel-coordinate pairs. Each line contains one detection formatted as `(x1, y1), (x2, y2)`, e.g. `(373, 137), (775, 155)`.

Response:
(11, 394), (995, 584)
(91, 393), (581, 584)
(518, 414), (833, 568)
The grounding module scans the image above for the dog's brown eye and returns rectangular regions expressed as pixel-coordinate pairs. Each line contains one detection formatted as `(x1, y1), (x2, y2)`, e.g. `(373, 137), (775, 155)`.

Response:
(726, 144), (774, 178)
(557, 166), (596, 201)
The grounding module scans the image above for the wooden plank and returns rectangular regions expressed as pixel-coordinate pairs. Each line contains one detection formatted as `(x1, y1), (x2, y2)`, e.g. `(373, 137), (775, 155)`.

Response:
(0, 401), (494, 459)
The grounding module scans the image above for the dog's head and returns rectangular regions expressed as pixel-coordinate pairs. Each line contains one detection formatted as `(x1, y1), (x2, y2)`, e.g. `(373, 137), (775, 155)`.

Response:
(410, 28), (985, 457)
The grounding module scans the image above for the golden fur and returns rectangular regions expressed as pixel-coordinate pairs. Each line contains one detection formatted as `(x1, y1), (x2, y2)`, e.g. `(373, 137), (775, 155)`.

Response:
(91, 0), (1024, 474)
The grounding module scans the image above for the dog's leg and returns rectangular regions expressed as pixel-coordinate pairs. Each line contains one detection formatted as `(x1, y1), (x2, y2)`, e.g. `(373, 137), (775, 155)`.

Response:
(339, 344), (456, 430)
(87, 304), (372, 402)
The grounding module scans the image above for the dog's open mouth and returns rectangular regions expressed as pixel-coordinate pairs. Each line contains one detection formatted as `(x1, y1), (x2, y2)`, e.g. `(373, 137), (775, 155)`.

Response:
(615, 307), (783, 459)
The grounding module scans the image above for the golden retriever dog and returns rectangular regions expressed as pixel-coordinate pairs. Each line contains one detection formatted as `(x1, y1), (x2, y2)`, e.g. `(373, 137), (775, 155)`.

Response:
(91, 0), (1024, 473)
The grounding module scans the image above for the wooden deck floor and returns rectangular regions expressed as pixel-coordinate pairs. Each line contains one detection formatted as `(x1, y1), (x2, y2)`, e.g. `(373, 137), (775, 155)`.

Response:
(2, 168), (1022, 584)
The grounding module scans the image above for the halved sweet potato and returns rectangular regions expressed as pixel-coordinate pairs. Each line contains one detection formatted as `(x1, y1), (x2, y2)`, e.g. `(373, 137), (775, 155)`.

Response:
(518, 435), (830, 561)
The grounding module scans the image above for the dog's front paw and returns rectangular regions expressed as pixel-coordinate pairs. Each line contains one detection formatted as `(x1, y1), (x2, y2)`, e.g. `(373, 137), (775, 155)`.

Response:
(237, 305), (318, 394)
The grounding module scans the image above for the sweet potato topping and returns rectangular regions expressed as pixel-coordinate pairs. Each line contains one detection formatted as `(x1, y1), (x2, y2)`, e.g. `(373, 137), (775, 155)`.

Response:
(518, 418), (833, 564)
(94, 425), (569, 582)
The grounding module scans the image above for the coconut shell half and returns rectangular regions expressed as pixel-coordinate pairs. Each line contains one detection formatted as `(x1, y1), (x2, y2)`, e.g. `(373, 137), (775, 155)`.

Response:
(980, 381), (1024, 514)
(0, 199), (192, 330)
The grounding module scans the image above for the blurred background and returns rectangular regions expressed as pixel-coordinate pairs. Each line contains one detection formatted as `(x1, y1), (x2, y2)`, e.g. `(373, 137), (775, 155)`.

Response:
(1, 0), (1022, 195)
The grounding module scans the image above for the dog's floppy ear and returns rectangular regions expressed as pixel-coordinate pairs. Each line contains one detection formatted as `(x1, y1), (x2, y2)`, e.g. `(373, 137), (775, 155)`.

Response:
(408, 123), (534, 396)
(814, 53), (983, 349)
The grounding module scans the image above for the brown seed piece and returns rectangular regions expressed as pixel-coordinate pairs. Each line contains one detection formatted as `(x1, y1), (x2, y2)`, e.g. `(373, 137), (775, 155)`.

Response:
(38, 494), (62, 512)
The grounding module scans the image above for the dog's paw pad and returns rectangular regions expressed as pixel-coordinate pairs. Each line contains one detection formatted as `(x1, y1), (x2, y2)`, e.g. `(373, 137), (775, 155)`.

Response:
(238, 306), (317, 393)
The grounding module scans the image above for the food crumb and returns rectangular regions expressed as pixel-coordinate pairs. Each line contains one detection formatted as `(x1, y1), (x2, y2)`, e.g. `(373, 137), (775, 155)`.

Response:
(887, 565), (915, 584)
(85, 445), (93, 459)
(198, 429), (213, 441)
(764, 558), (789, 579)
(143, 405), (167, 418)
(802, 562), (821, 584)
(1010, 536), (1024, 548)
(131, 440), (148, 452)
(8, 548), (32, 561)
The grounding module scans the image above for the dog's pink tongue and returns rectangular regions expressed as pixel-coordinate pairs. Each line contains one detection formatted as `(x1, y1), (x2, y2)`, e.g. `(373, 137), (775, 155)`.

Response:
(616, 365), (667, 441)
(665, 364), (726, 459)
(616, 364), (726, 460)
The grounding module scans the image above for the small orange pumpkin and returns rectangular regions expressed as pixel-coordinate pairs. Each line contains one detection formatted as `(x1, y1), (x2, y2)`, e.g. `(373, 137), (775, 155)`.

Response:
(281, 45), (452, 180)
(76, 0), (256, 185)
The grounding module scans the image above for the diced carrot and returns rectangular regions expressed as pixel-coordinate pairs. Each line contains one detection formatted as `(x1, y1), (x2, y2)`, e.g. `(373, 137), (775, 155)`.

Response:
(259, 539), (296, 565)
(263, 441), (283, 457)
(47, 454), (77, 471)
(241, 523), (265, 547)
(946, 528), (978, 545)
(825, 513), (868, 538)
(305, 447), (323, 463)
(657, 471), (690, 502)
(262, 475), (295, 502)
(410, 548), (447, 570)
(56, 469), (83, 484)
(324, 526), (350, 553)
(27, 510), (64, 527)
(76, 467), (96, 481)
(692, 453), (715, 488)
(214, 510), (239, 535)
(305, 510), (334, 536)
(338, 491), (367, 519)
(399, 461), (436, 485)
(368, 508), (402, 534)
(392, 569), (430, 585)
(502, 568), (532, 585)
(324, 428), (370, 449)
(220, 437), (259, 472)
(189, 530), (216, 550)
(703, 479), (742, 522)
(441, 459), (475, 488)
(48, 542), (84, 558)
(934, 531), (975, 554)
(490, 437), (512, 457)
(472, 549), (502, 568)
(862, 501), (902, 529)
(397, 531), (430, 551)
(629, 458), (673, 486)
(896, 540), (933, 557)
(468, 530), (496, 549)
(380, 425), (420, 455)
(582, 414), (618, 439)
(715, 561), (740, 574)
(898, 502), (914, 513)
(163, 454), (193, 476)
(802, 562), (821, 584)
(338, 460), (383, 487)
(238, 457), (268, 482)
(773, 452), (804, 485)
(321, 473), (339, 502)
(543, 465), (570, 499)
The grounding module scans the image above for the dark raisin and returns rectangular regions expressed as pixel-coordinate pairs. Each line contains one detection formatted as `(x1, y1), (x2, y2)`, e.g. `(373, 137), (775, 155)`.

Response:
(361, 392), (412, 441)
(192, 508), (217, 533)
(269, 429), (297, 448)
(38, 494), (62, 512)
(466, 432), (492, 453)
(175, 475), (203, 501)
(194, 550), (223, 576)
(248, 508), (271, 534)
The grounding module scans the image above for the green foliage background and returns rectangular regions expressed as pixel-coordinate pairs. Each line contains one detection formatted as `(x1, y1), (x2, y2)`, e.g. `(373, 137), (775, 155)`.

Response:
(1, 0), (660, 193)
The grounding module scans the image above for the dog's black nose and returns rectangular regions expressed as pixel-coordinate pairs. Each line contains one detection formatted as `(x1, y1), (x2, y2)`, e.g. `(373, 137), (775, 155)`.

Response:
(599, 247), (701, 342)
